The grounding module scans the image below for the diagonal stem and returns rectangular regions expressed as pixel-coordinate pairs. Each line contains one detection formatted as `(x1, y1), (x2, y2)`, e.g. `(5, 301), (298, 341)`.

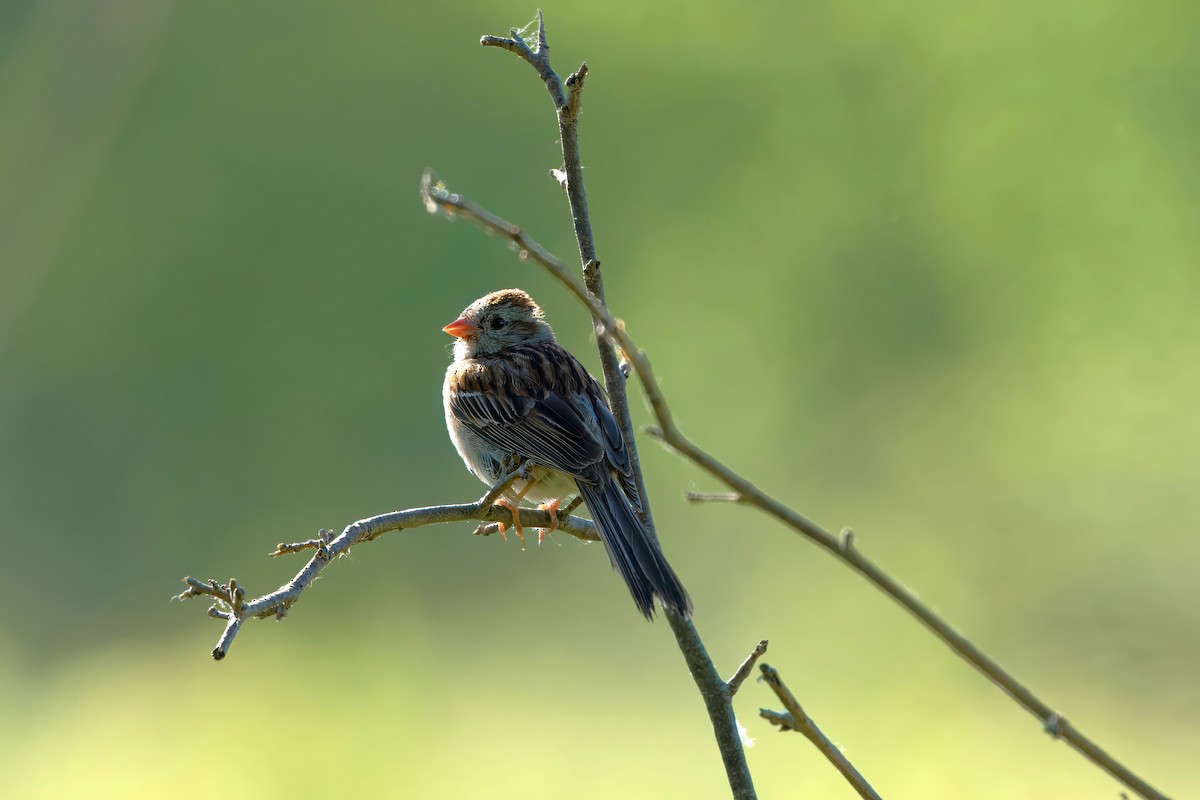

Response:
(759, 663), (883, 800)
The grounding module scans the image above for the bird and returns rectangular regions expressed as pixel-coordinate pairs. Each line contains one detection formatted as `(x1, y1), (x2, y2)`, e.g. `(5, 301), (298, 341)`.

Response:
(442, 288), (692, 619)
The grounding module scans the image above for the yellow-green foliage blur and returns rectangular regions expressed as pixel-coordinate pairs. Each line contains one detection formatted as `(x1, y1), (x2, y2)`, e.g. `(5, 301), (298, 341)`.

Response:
(1, 1), (1196, 798)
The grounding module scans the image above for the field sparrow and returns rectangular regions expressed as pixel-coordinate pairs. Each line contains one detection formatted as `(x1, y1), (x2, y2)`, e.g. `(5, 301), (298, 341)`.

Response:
(442, 289), (692, 619)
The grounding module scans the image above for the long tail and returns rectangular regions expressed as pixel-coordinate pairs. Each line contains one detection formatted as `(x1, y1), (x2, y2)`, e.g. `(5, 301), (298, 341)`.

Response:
(577, 476), (693, 619)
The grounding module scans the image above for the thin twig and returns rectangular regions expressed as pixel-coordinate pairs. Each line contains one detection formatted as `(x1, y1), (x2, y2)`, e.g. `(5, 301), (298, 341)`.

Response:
(726, 639), (768, 697)
(760, 663), (883, 800)
(177, 477), (598, 660)
(270, 528), (334, 556)
(471, 17), (758, 800)
(480, 10), (566, 110)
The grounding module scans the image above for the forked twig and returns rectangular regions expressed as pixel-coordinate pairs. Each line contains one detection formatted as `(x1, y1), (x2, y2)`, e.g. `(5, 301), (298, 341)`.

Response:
(760, 663), (882, 800)
(178, 471), (598, 660)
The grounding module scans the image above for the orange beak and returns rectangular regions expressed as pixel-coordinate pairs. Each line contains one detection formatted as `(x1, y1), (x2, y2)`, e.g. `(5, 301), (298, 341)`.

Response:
(442, 317), (478, 339)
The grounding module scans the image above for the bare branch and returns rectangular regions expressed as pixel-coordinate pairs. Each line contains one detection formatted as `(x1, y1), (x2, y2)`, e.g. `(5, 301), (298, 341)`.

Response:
(479, 12), (541, 65)
(478, 33), (535, 64)
(759, 663), (882, 800)
(422, 170), (573, 280)
(178, 475), (599, 660)
(422, 169), (1169, 800)
(270, 529), (333, 557)
(480, 10), (567, 110)
(726, 639), (768, 697)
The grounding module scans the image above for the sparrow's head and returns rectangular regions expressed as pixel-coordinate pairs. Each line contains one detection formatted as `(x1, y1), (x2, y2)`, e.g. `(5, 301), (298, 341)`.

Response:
(443, 288), (555, 358)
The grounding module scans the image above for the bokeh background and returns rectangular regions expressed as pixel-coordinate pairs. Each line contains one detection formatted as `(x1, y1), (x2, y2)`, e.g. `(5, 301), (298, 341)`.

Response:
(1, 0), (1196, 797)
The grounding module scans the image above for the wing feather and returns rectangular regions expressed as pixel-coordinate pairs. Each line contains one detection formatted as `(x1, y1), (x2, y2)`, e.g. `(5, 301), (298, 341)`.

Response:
(449, 343), (613, 481)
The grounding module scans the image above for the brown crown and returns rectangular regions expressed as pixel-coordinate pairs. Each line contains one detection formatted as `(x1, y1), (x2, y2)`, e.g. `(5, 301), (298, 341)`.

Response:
(481, 288), (542, 315)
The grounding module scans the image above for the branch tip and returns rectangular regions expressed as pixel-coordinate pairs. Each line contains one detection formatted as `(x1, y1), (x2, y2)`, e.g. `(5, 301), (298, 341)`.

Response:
(727, 639), (769, 697)
(535, 8), (547, 53)
(567, 61), (588, 85)
(479, 12), (549, 71)
(759, 708), (795, 731)
(564, 62), (588, 118)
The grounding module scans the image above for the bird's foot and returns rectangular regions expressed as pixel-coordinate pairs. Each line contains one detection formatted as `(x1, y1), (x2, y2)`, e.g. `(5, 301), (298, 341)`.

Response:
(536, 499), (561, 547)
(495, 498), (526, 550)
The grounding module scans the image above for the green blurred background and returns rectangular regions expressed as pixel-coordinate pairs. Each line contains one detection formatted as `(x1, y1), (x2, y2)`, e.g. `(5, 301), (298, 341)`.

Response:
(1, 0), (1196, 797)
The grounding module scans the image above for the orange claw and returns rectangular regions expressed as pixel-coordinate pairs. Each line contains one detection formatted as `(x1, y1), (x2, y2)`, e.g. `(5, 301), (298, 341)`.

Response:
(495, 498), (525, 550)
(537, 499), (561, 547)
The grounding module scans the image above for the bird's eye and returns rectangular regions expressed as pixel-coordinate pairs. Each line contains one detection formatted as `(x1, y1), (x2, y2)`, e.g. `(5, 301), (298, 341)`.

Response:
(489, 317), (507, 331)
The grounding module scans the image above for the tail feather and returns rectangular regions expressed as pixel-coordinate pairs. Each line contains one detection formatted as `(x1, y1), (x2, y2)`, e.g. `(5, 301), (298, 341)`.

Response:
(577, 477), (693, 619)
